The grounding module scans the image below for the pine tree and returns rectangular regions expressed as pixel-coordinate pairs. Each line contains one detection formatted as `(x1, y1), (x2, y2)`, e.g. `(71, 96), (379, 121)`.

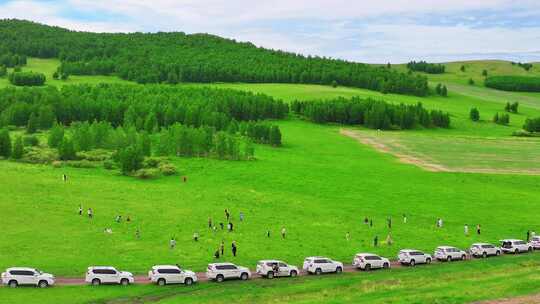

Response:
(58, 137), (76, 160)
(38, 105), (55, 129)
(144, 112), (158, 133)
(460, 65), (466, 72)
(26, 112), (39, 133)
(441, 85), (448, 97)
(118, 145), (144, 174)
(12, 136), (24, 159)
(469, 108), (480, 121)
(468, 78), (475, 85)
(138, 131), (152, 156)
(482, 69), (488, 77)
(48, 123), (64, 148)
(269, 125), (282, 146)
(0, 129), (11, 158)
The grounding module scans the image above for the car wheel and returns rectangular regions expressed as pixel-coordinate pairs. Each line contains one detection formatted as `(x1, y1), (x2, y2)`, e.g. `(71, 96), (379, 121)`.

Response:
(461, 255), (466, 261)
(290, 270), (298, 277)
(91, 278), (101, 286)
(184, 278), (193, 286)
(447, 256), (452, 262)
(216, 275), (224, 283)
(482, 252), (487, 258)
(410, 259), (415, 267)
(8, 280), (18, 288)
(426, 258), (432, 264)
(240, 273), (249, 281)
(157, 278), (166, 286)
(315, 268), (322, 275)
(38, 280), (48, 288)
(364, 264), (371, 271)
(267, 271), (274, 279)
(383, 263), (389, 269)
(120, 278), (129, 286)
(336, 267), (342, 274)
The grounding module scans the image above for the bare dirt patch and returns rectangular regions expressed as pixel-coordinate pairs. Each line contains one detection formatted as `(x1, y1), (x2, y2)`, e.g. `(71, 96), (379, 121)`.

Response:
(473, 293), (540, 304)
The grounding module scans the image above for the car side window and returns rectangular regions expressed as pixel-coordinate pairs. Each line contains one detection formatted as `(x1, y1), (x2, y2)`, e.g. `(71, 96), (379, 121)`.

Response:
(279, 263), (287, 267)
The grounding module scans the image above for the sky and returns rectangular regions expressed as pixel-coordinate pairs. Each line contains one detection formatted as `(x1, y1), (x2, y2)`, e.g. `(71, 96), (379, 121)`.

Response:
(1, 0), (540, 63)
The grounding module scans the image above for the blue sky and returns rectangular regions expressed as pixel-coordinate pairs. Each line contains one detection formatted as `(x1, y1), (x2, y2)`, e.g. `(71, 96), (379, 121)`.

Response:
(1, 0), (540, 63)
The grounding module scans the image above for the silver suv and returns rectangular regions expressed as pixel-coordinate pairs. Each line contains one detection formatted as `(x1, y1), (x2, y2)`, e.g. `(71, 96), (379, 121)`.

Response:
(256, 260), (299, 279)
(1, 267), (55, 288)
(206, 263), (251, 283)
(85, 266), (134, 286)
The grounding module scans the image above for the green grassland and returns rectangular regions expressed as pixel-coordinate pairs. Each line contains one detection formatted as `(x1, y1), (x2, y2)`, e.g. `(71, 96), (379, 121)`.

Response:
(1, 59), (540, 303)
(1, 254), (539, 304)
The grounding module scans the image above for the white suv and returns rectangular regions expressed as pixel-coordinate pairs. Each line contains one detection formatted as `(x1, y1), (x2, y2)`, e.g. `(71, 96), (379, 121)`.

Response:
(500, 239), (533, 254)
(353, 253), (391, 270)
(470, 243), (501, 258)
(1, 267), (55, 288)
(434, 246), (467, 262)
(256, 260), (299, 279)
(148, 265), (197, 286)
(206, 263), (251, 282)
(531, 236), (540, 250)
(398, 250), (432, 266)
(85, 266), (134, 286)
(303, 257), (343, 275)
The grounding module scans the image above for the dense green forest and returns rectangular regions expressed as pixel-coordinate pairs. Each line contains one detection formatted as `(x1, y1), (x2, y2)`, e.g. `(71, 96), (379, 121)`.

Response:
(485, 75), (540, 92)
(406, 61), (446, 74)
(0, 19), (429, 96)
(291, 97), (450, 129)
(8, 71), (46, 86)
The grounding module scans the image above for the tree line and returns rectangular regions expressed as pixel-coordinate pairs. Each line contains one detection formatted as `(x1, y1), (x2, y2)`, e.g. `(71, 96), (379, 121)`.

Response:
(0, 52), (27, 68)
(0, 19), (429, 96)
(485, 76), (540, 92)
(407, 61), (445, 74)
(511, 62), (533, 71)
(523, 117), (540, 132)
(291, 97), (450, 130)
(8, 71), (46, 86)
(0, 84), (287, 135)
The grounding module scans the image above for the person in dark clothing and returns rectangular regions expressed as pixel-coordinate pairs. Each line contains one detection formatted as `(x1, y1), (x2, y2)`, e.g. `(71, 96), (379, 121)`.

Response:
(267, 230), (271, 238)
(527, 230), (531, 242)
(214, 249), (220, 259)
(272, 263), (279, 276)
(373, 235), (378, 247)
(219, 222), (224, 230)
(231, 241), (237, 257)
(364, 217), (369, 225)
(220, 241), (225, 255)
(387, 217), (392, 229)
(369, 219), (373, 227)
(208, 217), (212, 228)
(63, 174), (67, 182)
(225, 209), (230, 221)
(78, 205), (83, 216)
(476, 224), (481, 235)
(228, 222), (234, 232)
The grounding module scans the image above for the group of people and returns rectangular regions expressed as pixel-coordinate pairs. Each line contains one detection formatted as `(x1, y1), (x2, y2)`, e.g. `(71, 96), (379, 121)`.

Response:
(78, 205), (93, 218)
(214, 241), (238, 259)
(463, 224), (482, 236)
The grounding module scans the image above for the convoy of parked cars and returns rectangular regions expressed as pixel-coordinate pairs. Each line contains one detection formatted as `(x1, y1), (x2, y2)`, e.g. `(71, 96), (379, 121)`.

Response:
(1, 239), (537, 288)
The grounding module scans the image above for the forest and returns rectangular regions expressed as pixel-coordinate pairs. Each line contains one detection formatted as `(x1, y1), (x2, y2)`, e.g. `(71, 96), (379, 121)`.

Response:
(291, 97), (451, 130)
(484, 75), (540, 92)
(0, 19), (429, 96)
(406, 61), (446, 74)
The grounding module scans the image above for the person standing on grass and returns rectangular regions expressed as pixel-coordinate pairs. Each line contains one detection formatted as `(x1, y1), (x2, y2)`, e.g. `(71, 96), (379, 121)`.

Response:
(281, 227), (286, 239)
(193, 232), (199, 242)
(214, 249), (220, 259)
(239, 212), (244, 222)
(476, 224), (481, 235)
(220, 241), (225, 256)
(346, 232), (350, 241)
(115, 215), (122, 223)
(88, 208), (93, 219)
(387, 217), (392, 229)
(464, 224), (469, 236)
(78, 205), (83, 216)
(403, 214), (407, 224)
(225, 209), (230, 221)
(228, 222), (233, 232)
(135, 229), (140, 239)
(373, 235), (378, 247)
(386, 234), (393, 246)
(369, 219), (373, 227)
(170, 237), (176, 249)
(364, 217), (369, 225)
(208, 217), (212, 228)
(63, 174), (67, 182)
(219, 222), (224, 230)
(527, 230), (531, 242)
(267, 230), (271, 238)
(231, 241), (237, 257)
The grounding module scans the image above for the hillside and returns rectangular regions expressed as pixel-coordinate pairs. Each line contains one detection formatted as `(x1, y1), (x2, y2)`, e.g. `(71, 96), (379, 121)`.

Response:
(0, 19), (428, 95)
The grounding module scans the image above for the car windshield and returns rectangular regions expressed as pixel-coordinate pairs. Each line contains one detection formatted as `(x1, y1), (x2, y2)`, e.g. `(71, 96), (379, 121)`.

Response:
(35, 269), (43, 275)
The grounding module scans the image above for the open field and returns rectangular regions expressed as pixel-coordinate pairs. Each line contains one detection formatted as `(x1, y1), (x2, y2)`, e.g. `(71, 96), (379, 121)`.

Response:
(1, 58), (540, 303)
(342, 129), (540, 174)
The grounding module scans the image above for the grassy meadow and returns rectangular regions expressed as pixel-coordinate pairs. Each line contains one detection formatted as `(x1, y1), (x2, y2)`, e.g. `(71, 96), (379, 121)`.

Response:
(0, 58), (540, 303)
